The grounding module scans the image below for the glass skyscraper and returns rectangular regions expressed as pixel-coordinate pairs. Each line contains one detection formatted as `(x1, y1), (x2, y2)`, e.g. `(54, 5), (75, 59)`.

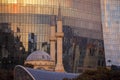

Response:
(101, 0), (120, 66)
(0, 0), (105, 72)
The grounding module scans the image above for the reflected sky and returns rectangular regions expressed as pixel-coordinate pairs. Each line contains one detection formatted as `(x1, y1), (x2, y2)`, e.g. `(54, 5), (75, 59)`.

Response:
(106, 0), (120, 27)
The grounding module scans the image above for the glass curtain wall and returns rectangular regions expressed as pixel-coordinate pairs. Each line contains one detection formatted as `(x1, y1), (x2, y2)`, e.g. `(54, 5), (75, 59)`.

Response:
(101, 0), (120, 66)
(0, 0), (104, 72)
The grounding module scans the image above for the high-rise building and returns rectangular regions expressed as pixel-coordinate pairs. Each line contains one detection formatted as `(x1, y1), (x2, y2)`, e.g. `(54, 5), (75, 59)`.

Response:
(0, 0), (105, 72)
(101, 0), (120, 67)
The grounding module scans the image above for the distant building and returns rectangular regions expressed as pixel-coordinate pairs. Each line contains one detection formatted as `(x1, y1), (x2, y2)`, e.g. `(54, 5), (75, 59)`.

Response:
(28, 33), (37, 53)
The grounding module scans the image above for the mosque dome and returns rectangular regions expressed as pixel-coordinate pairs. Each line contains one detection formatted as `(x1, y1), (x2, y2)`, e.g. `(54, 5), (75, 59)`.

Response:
(26, 51), (51, 61)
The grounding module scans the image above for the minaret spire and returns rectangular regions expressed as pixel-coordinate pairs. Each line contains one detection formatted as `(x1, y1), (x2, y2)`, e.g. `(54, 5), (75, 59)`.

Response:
(57, 2), (62, 21)
(51, 8), (56, 26)
(50, 8), (56, 63)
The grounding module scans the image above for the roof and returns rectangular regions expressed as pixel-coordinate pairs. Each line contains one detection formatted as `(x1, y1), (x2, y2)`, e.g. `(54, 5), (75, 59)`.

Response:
(15, 65), (79, 80)
(26, 51), (51, 61)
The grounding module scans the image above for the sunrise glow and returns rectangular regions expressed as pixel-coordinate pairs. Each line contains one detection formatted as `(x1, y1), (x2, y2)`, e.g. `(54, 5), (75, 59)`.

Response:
(0, 0), (71, 7)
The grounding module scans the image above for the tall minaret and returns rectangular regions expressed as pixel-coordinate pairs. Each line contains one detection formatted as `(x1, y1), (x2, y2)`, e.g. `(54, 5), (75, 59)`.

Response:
(50, 9), (56, 62)
(55, 4), (65, 72)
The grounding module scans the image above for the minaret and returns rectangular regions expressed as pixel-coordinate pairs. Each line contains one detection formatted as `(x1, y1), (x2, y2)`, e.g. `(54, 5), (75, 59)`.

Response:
(50, 9), (56, 62)
(55, 4), (65, 72)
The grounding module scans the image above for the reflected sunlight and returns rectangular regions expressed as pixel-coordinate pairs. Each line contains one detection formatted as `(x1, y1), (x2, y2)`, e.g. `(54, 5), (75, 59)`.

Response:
(0, 0), (71, 7)
(1, 0), (17, 3)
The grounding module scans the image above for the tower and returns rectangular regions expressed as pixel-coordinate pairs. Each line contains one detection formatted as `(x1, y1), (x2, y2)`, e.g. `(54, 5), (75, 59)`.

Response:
(50, 9), (56, 62)
(55, 4), (65, 72)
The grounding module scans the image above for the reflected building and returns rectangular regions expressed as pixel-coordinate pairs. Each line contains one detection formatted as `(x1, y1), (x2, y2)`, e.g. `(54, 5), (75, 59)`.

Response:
(28, 33), (37, 54)
(0, 23), (25, 69)
(101, 0), (120, 67)
(0, 0), (105, 72)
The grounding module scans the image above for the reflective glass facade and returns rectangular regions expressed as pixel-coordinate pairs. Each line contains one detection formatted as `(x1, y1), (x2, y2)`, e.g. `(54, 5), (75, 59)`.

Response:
(101, 0), (120, 66)
(0, 0), (104, 72)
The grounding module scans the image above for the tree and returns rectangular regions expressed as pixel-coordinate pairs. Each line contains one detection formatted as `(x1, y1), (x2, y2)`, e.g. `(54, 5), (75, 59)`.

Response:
(63, 67), (120, 80)
(0, 69), (13, 80)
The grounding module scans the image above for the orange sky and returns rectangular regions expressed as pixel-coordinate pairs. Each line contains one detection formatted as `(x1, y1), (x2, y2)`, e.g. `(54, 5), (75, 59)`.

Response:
(0, 0), (71, 7)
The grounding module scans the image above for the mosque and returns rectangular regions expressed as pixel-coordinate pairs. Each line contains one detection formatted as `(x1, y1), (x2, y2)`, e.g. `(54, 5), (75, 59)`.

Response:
(24, 51), (55, 71)
(14, 5), (79, 80)
(24, 5), (65, 72)
(0, 0), (105, 73)
(13, 2), (105, 79)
